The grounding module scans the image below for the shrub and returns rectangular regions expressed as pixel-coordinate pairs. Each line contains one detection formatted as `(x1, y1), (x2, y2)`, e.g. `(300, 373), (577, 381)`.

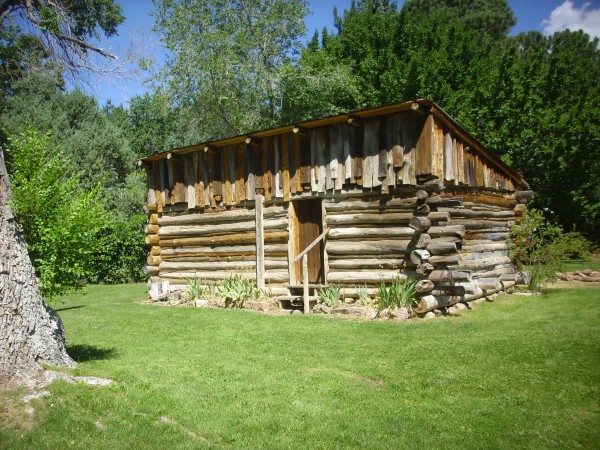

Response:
(317, 285), (341, 307)
(89, 214), (147, 284)
(181, 276), (206, 301)
(218, 275), (259, 308)
(509, 209), (593, 291)
(377, 275), (418, 312)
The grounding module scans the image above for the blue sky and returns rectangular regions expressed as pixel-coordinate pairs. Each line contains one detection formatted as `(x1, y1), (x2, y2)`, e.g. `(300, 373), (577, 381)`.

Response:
(88, 0), (600, 106)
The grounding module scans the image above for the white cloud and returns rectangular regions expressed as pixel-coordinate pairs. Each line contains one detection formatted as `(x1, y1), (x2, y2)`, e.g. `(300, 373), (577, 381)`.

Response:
(542, 1), (600, 39)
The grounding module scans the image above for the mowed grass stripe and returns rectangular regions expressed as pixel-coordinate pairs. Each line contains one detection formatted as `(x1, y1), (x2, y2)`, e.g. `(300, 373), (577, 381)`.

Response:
(1, 283), (598, 449)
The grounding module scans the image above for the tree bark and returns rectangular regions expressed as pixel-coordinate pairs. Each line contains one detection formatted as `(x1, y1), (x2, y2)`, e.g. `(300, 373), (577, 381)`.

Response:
(0, 148), (75, 385)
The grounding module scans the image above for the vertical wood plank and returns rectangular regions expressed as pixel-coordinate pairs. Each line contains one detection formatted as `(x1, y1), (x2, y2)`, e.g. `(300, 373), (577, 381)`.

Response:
(246, 143), (256, 201)
(351, 124), (363, 185)
(223, 146), (232, 206)
(262, 137), (272, 201)
(146, 164), (156, 206)
(235, 143), (245, 203)
(281, 133), (290, 201)
(416, 114), (434, 177)
(274, 136), (282, 199)
(443, 132), (454, 183)
(186, 154), (195, 210)
(255, 193), (265, 290)
(343, 123), (351, 181)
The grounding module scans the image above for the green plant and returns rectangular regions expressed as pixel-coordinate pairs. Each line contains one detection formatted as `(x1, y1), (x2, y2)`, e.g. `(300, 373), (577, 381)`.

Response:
(317, 285), (341, 307)
(377, 275), (418, 312)
(356, 285), (371, 305)
(218, 275), (258, 308)
(181, 276), (206, 301)
(509, 209), (593, 291)
(5, 128), (107, 298)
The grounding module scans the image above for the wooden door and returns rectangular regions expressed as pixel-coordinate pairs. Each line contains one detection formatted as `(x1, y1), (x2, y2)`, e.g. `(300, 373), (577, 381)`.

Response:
(294, 199), (324, 284)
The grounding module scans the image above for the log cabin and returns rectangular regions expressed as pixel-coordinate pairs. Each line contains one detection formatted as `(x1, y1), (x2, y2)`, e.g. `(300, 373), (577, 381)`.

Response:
(139, 98), (531, 313)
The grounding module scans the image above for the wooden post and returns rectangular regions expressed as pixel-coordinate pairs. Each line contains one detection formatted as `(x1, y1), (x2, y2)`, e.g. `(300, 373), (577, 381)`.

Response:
(303, 254), (309, 315)
(255, 192), (265, 290)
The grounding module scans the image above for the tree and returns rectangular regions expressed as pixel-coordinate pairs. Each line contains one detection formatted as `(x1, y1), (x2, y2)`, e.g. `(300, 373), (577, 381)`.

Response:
(151, 0), (309, 140)
(0, 0), (125, 385)
(0, 0), (124, 81)
(0, 145), (75, 384)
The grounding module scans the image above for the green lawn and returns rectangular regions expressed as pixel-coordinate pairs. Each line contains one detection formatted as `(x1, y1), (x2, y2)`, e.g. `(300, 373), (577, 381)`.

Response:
(1, 283), (599, 449)
(562, 254), (600, 272)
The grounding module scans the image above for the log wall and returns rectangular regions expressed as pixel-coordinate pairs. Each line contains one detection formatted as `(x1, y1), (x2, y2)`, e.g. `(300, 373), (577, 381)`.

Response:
(142, 102), (529, 309)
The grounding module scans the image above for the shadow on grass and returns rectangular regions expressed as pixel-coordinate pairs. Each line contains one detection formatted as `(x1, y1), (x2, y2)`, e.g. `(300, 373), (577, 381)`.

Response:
(67, 344), (117, 362)
(54, 305), (86, 312)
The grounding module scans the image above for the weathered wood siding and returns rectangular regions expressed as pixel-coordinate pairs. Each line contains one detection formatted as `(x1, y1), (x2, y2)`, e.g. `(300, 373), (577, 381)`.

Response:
(142, 101), (528, 308)
(144, 111), (518, 214)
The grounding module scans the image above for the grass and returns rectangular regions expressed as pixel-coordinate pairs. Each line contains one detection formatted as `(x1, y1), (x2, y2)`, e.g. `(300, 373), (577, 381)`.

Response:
(1, 283), (599, 449)
(562, 253), (600, 272)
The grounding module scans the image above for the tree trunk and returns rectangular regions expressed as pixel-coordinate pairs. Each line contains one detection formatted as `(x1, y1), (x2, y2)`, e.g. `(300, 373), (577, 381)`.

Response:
(0, 148), (75, 385)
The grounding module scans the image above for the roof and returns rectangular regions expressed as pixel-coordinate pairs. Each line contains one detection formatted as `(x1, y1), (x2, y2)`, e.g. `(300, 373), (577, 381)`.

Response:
(140, 98), (527, 189)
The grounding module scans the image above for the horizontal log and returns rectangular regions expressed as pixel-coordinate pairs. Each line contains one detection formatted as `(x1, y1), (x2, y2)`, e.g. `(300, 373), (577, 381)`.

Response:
(326, 212), (414, 225)
(324, 197), (419, 211)
(157, 206), (284, 225)
(515, 190), (535, 202)
(461, 242), (508, 253)
(145, 224), (159, 234)
(160, 244), (286, 257)
(410, 249), (431, 264)
(428, 255), (460, 265)
(147, 255), (162, 265)
(441, 209), (515, 219)
(427, 240), (458, 255)
(458, 256), (512, 270)
(428, 225), (465, 238)
(327, 258), (409, 269)
(143, 265), (159, 276)
(416, 263), (434, 275)
(499, 273), (519, 282)
(158, 218), (287, 237)
(464, 232), (508, 241)
(328, 227), (415, 239)
(428, 270), (471, 281)
(327, 271), (407, 284)
(415, 279), (434, 293)
(427, 212), (450, 222)
(476, 278), (502, 290)
(159, 231), (288, 248)
(159, 260), (287, 271)
(453, 220), (512, 230)
(513, 204), (527, 216)
(148, 214), (159, 224)
(150, 246), (161, 256)
(145, 234), (160, 246)
(409, 216), (431, 231)
(327, 239), (425, 256)
(158, 271), (256, 280)
(415, 295), (447, 314)
(424, 195), (462, 206)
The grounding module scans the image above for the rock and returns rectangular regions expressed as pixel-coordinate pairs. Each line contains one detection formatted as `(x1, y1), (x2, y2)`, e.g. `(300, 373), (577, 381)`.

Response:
(343, 297), (354, 304)
(291, 309), (302, 315)
(194, 299), (209, 308)
(420, 311), (436, 319)
(582, 269), (593, 275)
(336, 306), (364, 315)
(454, 302), (468, 310)
(365, 308), (378, 320)
(447, 305), (460, 315)
(392, 307), (410, 320)
(244, 300), (277, 312)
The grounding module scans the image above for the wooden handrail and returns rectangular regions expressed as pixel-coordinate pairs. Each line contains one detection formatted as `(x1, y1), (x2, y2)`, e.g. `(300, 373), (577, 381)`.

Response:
(293, 227), (330, 263)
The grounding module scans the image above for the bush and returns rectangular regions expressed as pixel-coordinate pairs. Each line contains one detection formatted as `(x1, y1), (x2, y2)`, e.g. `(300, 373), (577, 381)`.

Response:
(6, 128), (106, 298)
(317, 285), (341, 307)
(88, 213), (147, 284)
(509, 209), (593, 291)
(218, 275), (259, 308)
(377, 275), (418, 312)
